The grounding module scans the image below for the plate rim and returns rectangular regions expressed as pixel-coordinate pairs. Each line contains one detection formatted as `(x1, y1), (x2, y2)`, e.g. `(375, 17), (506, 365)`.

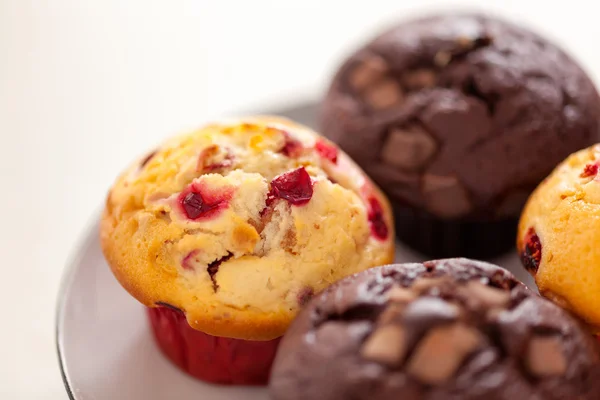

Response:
(55, 210), (103, 400)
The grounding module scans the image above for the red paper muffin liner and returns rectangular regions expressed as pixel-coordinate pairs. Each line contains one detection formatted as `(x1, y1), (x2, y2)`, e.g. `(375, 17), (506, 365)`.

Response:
(147, 306), (281, 385)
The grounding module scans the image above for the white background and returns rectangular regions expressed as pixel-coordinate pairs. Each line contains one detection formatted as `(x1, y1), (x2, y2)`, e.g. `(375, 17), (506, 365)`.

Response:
(1, 1), (600, 398)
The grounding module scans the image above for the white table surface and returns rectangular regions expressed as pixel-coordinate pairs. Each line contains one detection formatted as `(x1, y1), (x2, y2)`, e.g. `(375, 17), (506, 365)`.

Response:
(2, 1), (600, 398)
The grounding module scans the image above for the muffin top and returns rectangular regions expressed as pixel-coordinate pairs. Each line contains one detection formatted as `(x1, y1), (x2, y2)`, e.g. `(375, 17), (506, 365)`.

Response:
(270, 259), (600, 400)
(321, 13), (600, 220)
(100, 116), (394, 340)
(518, 144), (600, 332)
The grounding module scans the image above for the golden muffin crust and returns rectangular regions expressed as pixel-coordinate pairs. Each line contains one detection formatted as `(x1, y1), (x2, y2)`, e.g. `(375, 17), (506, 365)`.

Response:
(101, 116), (395, 340)
(518, 144), (600, 332)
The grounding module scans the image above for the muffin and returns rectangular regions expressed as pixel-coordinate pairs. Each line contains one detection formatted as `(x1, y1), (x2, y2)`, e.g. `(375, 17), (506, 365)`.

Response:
(321, 13), (600, 258)
(270, 259), (600, 399)
(100, 116), (395, 384)
(518, 144), (600, 334)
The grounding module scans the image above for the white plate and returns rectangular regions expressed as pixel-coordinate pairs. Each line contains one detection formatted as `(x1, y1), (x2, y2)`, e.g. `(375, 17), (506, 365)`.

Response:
(56, 102), (534, 400)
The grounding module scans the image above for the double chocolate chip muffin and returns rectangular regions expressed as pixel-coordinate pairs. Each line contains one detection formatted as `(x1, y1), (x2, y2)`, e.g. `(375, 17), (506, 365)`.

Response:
(321, 14), (600, 258)
(270, 259), (600, 399)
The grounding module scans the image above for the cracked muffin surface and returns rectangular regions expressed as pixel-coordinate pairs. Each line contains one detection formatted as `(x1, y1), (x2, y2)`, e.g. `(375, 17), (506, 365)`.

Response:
(100, 116), (394, 340)
(270, 259), (600, 400)
(518, 144), (600, 332)
(321, 13), (600, 220)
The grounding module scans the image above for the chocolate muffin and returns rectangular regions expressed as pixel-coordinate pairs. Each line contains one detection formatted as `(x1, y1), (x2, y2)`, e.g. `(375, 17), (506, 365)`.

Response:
(270, 259), (600, 400)
(321, 14), (600, 258)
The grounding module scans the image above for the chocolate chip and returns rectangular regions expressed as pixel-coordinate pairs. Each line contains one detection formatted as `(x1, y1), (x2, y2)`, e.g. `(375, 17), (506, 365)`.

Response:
(381, 126), (437, 170)
(407, 323), (482, 384)
(422, 174), (472, 218)
(526, 336), (567, 377)
(361, 324), (407, 367)
(364, 78), (404, 109)
(349, 55), (389, 91)
(462, 281), (511, 308)
(402, 69), (437, 91)
(387, 286), (417, 303)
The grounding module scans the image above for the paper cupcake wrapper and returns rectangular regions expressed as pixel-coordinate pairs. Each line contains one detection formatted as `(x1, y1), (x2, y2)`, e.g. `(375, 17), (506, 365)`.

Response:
(147, 306), (281, 385)
(393, 205), (518, 259)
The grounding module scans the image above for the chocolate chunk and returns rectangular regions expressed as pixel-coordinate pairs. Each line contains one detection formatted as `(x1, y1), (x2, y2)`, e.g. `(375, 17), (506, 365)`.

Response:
(461, 281), (511, 308)
(526, 336), (567, 377)
(364, 78), (403, 109)
(387, 286), (417, 303)
(361, 324), (407, 367)
(410, 277), (450, 294)
(407, 323), (482, 384)
(349, 55), (389, 91)
(403, 297), (460, 333)
(402, 69), (437, 90)
(381, 126), (437, 170)
(434, 51), (452, 67)
(456, 36), (475, 49)
(422, 174), (472, 218)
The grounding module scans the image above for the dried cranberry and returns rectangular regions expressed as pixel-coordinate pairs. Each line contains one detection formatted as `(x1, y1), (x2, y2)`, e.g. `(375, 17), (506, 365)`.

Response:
(367, 196), (388, 240)
(207, 252), (233, 292)
(521, 227), (542, 274)
(280, 132), (304, 158)
(181, 250), (200, 270)
(315, 140), (338, 164)
(581, 163), (599, 178)
(268, 167), (313, 206)
(178, 182), (232, 220)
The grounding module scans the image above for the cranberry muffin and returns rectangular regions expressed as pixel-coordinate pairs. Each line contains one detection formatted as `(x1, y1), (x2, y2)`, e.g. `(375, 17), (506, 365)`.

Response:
(270, 259), (600, 399)
(518, 144), (600, 334)
(100, 116), (394, 384)
(321, 13), (600, 258)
